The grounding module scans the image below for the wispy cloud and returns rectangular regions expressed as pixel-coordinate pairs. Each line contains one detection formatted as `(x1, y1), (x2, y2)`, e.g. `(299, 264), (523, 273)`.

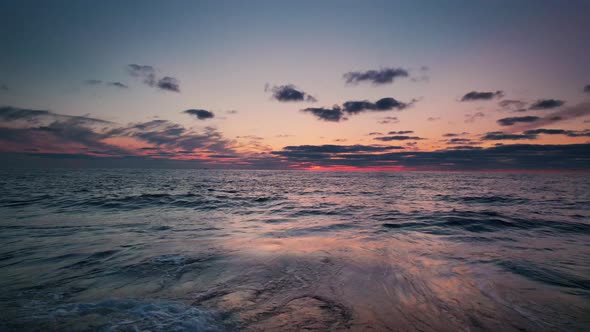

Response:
(498, 99), (527, 112)
(127, 64), (180, 92)
(378, 116), (399, 124)
(85, 79), (128, 89)
(373, 135), (424, 141)
(465, 112), (485, 123)
(343, 67), (409, 85)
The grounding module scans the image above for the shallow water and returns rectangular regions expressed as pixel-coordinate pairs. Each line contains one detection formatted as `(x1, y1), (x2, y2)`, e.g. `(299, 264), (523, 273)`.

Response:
(0, 169), (589, 331)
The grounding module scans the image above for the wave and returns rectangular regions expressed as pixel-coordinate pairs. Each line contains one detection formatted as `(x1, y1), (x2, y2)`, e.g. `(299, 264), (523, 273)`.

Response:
(46, 299), (229, 332)
(381, 210), (590, 234)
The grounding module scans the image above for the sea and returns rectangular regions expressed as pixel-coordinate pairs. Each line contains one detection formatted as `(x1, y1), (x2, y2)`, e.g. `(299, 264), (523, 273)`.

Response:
(0, 169), (589, 331)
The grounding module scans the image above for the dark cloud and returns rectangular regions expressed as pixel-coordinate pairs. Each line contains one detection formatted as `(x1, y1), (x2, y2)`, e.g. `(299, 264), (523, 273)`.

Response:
(271, 143), (590, 170)
(157, 77), (180, 92)
(127, 64), (180, 92)
(498, 99), (527, 112)
(183, 109), (215, 120)
(447, 146), (483, 150)
(278, 144), (404, 154)
(301, 107), (344, 122)
(367, 132), (383, 136)
(343, 67), (409, 85)
(85, 80), (128, 89)
(374, 135), (424, 141)
(446, 138), (477, 145)
(584, 85), (590, 93)
(524, 128), (590, 137)
(1, 84), (9, 91)
(529, 99), (565, 110)
(523, 128), (568, 135)
(342, 97), (409, 114)
(268, 84), (317, 102)
(461, 90), (503, 101)
(302, 97), (414, 122)
(497, 116), (540, 126)
(505, 101), (590, 131)
(427, 117), (440, 122)
(465, 112), (485, 123)
(388, 130), (413, 135)
(482, 131), (537, 140)
(566, 130), (590, 137)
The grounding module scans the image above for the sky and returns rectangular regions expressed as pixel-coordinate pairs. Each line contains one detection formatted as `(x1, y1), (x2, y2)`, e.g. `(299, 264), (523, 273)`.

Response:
(1, 0), (589, 170)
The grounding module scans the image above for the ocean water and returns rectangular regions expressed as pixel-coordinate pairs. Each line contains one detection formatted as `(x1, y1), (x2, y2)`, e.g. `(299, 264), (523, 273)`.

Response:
(0, 169), (589, 331)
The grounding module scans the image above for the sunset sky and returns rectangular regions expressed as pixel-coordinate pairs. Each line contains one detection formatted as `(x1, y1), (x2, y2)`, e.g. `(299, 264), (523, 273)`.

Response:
(1, 0), (589, 170)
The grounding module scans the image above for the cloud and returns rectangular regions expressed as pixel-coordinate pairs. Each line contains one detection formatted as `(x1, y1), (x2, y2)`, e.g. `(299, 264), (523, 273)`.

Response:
(427, 117), (440, 122)
(302, 97), (414, 122)
(343, 67), (409, 85)
(378, 116), (399, 124)
(0, 106), (111, 125)
(301, 106), (344, 122)
(443, 132), (468, 137)
(86, 80), (128, 89)
(446, 138), (477, 145)
(584, 85), (590, 93)
(277, 144), (404, 154)
(464, 112), (485, 123)
(0, 106), (239, 160)
(107, 82), (129, 89)
(481, 131), (537, 140)
(271, 143), (590, 170)
(497, 116), (540, 126)
(529, 99), (565, 110)
(127, 64), (180, 92)
(524, 128), (590, 137)
(342, 97), (410, 114)
(156, 77), (180, 92)
(0, 108), (124, 156)
(183, 109), (215, 120)
(127, 64), (156, 83)
(1, 84), (9, 91)
(505, 101), (590, 132)
(267, 84), (317, 102)
(373, 135), (424, 141)
(388, 130), (413, 134)
(367, 132), (383, 136)
(461, 90), (503, 101)
(498, 99), (527, 112)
